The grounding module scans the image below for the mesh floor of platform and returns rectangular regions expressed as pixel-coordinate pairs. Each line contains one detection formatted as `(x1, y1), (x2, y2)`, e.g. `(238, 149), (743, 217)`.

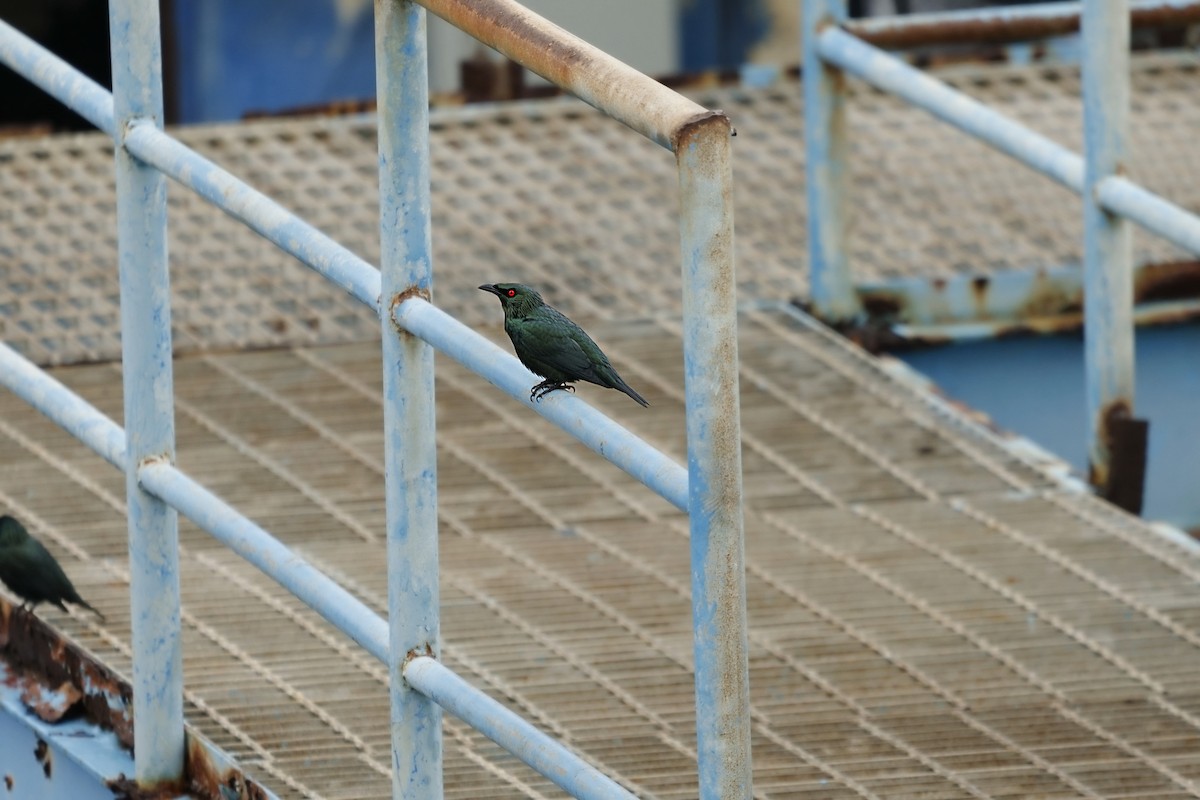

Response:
(3, 53), (1200, 365)
(2, 305), (1199, 799)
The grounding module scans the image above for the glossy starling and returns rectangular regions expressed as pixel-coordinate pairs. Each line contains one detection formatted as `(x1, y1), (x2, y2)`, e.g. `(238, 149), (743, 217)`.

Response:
(0, 515), (104, 619)
(479, 283), (649, 407)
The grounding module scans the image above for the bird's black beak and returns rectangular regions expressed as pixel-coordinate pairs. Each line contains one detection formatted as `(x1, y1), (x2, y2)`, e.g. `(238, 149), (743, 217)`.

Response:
(479, 284), (503, 297)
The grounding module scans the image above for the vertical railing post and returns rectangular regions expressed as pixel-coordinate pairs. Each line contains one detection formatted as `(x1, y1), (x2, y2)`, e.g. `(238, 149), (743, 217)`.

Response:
(803, 0), (862, 322)
(675, 113), (752, 800)
(1082, 0), (1142, 507)
(108, 0), (184, 785)
(375, 1), (442, 797)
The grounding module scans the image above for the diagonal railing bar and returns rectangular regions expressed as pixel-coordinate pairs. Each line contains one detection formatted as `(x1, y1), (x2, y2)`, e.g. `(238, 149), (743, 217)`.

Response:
(0, 340), (637, 800)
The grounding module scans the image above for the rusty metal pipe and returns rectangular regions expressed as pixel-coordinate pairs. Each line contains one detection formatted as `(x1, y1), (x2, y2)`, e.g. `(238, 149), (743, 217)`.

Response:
(844, 0), (1200, 49)
(416, 0), (709, 150)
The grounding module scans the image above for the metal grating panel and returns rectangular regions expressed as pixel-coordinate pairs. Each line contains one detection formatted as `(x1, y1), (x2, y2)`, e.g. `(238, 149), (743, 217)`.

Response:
(2, 306), (1199, 798)
(1, 53), (1199, 365)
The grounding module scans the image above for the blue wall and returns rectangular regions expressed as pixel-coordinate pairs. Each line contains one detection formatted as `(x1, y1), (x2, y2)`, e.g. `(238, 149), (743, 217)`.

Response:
(900, 322), (1200, 530)
(173, 0), (376, 123)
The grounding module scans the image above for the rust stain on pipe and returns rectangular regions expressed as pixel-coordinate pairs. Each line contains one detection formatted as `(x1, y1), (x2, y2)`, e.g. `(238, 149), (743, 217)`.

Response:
(418, 0), (707, 148)
(847, 1), (1200, 48)
(0, 603), (133, 748)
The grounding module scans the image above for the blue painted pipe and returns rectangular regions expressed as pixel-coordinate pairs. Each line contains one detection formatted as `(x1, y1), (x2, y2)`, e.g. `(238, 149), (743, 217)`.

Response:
(404, 656), (639, 800)
(1098, 176), (1200, 256)
(0, 19), (115, 135)
(0, 343), (127, 469)
(136, 461), (390, 663)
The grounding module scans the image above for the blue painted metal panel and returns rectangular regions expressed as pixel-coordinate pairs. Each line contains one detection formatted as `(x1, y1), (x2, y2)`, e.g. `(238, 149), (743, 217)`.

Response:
(172, 0), (376, 123)
(108, 0), (184, 784)
(374, 1), (443, 797)
(899, 322), (1200, 529)
(680, 0), (770, 72)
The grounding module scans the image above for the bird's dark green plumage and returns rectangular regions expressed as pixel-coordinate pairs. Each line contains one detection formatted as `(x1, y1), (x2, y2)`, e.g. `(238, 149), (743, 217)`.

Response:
(479, 283), (649, 407)
(0, 515), (104, 619)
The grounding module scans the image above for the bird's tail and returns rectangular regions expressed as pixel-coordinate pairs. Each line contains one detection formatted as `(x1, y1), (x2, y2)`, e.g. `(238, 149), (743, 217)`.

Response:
(73, 596), (105, 621)
(614, 377), (649, 408)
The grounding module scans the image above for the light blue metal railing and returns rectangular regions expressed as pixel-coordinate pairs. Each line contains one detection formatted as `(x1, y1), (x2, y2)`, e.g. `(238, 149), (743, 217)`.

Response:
(0, 0), (750, 797)
(802, 0), (1200, 498)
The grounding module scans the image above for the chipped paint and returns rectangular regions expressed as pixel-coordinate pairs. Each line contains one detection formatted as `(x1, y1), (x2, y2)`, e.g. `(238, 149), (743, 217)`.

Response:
(0, 604), (133, 746)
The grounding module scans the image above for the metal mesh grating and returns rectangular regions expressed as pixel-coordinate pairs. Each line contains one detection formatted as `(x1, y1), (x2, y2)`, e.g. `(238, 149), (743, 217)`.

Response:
(2, 306), (1199, 798)
(2, 53), (1200, 365)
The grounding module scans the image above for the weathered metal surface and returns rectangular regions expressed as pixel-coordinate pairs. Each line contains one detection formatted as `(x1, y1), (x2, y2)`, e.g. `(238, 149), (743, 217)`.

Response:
(0, 681), (133, 800)
(676, 113), (752, 800)
(416, 0), (707, 150)
(1082, 0), (1137, 498)
(108, 0), (185, 784)
(374, 2), (443, 797)
(404, 656), (639, 800)
(804, 0), (863, 322)
(853, 260), (1200, 339)
(393, 297), (690, 511)
(845, 0), (1200, 49)
(1, 604), (133, 746)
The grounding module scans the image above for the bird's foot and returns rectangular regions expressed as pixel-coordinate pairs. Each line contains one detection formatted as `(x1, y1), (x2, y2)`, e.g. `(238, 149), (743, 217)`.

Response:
(530, 381), (574, 403)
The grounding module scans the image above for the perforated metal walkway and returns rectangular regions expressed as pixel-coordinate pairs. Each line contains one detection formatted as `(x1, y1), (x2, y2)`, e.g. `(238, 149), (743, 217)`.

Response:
(3, 52), (1199, 366)
(3, 304), (1199, 798)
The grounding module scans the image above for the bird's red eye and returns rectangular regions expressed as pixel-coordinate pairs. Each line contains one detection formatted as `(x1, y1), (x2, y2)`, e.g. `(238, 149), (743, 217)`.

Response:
(506, 289), (516, 298)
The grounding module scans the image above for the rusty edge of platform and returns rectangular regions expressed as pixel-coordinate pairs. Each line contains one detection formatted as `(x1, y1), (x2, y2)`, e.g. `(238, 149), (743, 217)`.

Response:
(0, 601), (279, 800)
(777, 302), (1200, 554)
